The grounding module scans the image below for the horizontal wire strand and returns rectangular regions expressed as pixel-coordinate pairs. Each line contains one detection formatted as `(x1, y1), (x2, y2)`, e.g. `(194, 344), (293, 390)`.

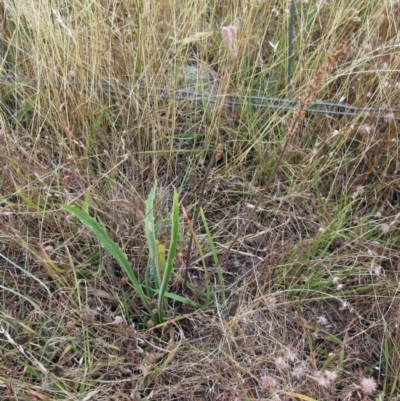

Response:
(1, 74), (399, 121)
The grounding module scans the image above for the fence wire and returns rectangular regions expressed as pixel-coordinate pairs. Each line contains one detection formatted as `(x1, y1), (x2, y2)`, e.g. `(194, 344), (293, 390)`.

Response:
(1, 73), (400, 122)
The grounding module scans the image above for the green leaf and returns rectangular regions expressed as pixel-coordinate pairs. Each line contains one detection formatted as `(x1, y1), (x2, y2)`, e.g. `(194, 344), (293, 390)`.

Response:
(158, 191), (179, 321)
(61, 204), (153, 317)
(144, 181), (160, 289)
(15, 101), (35, 122)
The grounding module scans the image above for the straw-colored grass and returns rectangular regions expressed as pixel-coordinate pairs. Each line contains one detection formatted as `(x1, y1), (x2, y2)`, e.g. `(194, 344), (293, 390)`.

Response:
(1, 0), (400, 400)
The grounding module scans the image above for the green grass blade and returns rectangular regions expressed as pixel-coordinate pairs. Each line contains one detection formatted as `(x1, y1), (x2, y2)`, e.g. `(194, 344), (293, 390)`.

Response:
(200, 207), (226, 305)
(61, 204), (153, 317)
(0, 252), (52, 312)
(144, 181), (160, 289)
(0, 284), (43, 312)
(84, 107), (106, 158)
(287, 0), (296, 96)
(158, 191), (179, 321)
(13, 182), (44, 212)
(15, 101), (35, 122)
(151, 289), (200, 306)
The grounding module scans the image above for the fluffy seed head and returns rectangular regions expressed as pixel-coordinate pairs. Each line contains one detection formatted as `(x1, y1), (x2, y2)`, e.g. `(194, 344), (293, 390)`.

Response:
(292, 363), (307, 380)
(221, 24), (237, 48)
(360, 376), (377, 395)
(261, 374), (278, 389)
(275, 356), (289, 371)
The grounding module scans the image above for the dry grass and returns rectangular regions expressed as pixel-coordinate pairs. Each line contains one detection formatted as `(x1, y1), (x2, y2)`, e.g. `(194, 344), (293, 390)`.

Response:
(1, 0), (400, 400)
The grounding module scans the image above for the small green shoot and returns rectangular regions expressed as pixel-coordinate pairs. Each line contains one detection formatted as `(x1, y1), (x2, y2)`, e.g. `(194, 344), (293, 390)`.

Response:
(63, 185), (187, 323)
(200, 207), (226, 305)
(144, 181), (161, 290)
(157, 191), (179, 322)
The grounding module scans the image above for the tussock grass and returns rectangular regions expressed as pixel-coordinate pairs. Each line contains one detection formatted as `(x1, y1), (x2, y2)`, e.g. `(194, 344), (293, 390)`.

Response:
(1, 0), (400, 400)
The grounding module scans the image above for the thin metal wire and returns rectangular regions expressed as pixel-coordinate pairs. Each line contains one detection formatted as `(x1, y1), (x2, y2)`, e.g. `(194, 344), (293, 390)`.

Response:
(1, 74), (399, 121)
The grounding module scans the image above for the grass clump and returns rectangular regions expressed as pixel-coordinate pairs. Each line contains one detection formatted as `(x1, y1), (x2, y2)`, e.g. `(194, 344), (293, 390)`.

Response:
(1, 0), (400, 400)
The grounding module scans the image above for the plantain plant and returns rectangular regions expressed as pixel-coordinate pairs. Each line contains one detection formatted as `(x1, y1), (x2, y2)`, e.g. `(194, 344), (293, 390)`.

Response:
(62, 181), (190, 324)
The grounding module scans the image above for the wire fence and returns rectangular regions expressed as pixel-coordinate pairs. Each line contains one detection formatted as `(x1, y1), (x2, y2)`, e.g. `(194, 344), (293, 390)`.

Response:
(1, 73), (400, 122)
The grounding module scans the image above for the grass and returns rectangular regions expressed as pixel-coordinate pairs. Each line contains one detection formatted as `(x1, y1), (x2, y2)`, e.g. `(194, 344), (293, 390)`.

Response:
(1, 0), (400, 400)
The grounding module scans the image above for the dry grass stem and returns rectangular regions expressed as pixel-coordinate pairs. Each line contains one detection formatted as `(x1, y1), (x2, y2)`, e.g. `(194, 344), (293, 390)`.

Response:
(1, 1), (399, 400)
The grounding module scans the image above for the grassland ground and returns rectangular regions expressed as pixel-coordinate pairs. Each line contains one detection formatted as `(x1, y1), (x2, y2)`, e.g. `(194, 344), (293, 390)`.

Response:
(1, 1), (400, 400)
